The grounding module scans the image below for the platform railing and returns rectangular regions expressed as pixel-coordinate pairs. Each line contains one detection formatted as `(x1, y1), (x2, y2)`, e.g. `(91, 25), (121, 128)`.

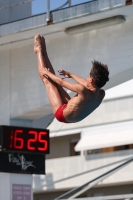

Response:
(46, 0), (71, 21)
(0, 0), (98, 25)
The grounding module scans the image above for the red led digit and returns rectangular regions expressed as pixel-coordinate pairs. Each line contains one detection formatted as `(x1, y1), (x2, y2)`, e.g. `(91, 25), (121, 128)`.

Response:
(38, 132), (48, 151)
(14, 129), (24, 149)
(27, 131), (37, 150)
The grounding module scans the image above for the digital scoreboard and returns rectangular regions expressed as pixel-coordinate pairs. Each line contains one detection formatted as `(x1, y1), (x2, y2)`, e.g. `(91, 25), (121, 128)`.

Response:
(0, 126), (49, 154)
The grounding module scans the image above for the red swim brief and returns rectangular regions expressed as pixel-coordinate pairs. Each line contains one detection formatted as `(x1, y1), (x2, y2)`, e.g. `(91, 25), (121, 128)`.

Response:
(54, 104), (69, 123)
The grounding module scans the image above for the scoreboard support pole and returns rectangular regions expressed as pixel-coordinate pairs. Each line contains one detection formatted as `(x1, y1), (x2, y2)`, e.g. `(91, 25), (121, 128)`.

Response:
(0, 173), (33, 200)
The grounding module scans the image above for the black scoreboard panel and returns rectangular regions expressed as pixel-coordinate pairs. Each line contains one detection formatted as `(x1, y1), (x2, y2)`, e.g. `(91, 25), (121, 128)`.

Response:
(0, 126), (49, 154)
(0, 152), (45, 174)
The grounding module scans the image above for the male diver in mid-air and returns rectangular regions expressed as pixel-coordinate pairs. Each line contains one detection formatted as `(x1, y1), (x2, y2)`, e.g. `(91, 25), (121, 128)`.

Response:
(34, 34), (109, 123)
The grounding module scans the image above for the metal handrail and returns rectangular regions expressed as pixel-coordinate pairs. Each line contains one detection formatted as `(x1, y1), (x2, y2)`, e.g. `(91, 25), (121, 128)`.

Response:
(46, 0), (71, 21)
(56, 156), (133, 199)
(52, 0), (70, 11)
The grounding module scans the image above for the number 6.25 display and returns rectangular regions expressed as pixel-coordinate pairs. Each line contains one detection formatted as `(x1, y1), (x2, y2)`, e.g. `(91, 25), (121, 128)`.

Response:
(0, 126), (49, 154)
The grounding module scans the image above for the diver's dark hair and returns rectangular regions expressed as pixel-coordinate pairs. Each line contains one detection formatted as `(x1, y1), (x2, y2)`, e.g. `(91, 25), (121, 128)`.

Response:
(90, 60), (109, 88)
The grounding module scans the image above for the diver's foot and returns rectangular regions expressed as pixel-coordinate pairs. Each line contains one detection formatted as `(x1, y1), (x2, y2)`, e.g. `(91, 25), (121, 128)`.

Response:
(34, 34), (43, 54)
(40, 35), (47, 54)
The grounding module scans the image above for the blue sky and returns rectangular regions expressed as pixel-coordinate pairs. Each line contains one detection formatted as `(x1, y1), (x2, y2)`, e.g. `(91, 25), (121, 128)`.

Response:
(32, 0), (91, 15)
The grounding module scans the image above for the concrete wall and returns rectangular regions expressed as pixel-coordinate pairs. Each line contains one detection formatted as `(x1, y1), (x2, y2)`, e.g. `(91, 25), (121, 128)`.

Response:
(33, 149), (133, 192)
(0, 51), (10, 125)
(46, 133), (80, 159)
(10, 45), (48, 120)
(0, 0), (32, 24)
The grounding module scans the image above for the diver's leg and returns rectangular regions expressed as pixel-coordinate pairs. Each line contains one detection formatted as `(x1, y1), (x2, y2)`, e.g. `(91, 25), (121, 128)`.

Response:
(34, 34), (66, 113)
(40, 35), (71, 103)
